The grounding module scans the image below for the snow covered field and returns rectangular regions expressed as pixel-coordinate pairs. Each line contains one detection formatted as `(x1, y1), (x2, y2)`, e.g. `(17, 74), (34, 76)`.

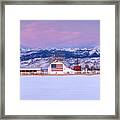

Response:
(20, 75), (100, 100)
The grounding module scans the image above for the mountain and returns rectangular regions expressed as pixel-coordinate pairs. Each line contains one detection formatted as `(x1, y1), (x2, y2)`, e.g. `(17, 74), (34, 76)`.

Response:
(20, 47), (100, 62)
(20, 47), (100, 69)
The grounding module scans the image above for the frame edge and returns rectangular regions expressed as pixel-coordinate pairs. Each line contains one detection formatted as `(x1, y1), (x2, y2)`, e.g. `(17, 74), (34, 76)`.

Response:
(0, 0), (119, 119)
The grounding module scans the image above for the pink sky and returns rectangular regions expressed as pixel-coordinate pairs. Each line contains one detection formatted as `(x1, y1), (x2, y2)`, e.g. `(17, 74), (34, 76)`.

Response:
(20, 20), (100, 49)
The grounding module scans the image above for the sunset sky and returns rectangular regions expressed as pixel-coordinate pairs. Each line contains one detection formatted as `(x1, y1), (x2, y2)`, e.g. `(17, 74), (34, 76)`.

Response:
(20, 20), (100, 49)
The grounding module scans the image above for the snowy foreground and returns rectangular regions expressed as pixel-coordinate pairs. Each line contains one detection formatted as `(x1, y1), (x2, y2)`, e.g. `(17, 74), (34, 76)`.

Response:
(20, 75), (100, 100)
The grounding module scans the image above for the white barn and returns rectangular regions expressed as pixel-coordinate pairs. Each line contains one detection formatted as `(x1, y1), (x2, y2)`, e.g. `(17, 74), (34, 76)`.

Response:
(48, 60), (75, 75)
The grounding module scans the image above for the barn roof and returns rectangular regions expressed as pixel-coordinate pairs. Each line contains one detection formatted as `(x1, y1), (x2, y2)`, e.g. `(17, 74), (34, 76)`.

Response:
(49, 59), (70, 67)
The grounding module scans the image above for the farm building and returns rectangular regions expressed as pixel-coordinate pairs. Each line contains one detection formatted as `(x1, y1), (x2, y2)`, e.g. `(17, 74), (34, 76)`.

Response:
(20, 68), (43, 75)
(73, 65), (81, 71)
(48, 60), (76, 75)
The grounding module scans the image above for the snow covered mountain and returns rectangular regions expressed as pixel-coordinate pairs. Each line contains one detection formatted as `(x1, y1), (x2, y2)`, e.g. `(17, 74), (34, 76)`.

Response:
(20, 47), (100, 61)
(20, 47), (100, 69)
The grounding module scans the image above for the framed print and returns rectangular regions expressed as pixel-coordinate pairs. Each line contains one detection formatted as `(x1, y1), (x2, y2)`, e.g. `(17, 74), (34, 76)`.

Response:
(0, 0), (119, 119)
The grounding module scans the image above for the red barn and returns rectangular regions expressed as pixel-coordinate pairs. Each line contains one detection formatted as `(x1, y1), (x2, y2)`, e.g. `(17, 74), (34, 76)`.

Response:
(73, 66), (81, 71)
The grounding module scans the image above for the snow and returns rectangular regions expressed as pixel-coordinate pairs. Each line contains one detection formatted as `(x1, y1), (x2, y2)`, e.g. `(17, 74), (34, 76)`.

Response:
(20, 75), (100, 100)
(20, 47), (100, 69)
(89, 48), (100, 56)
(20, 57), (100, 70)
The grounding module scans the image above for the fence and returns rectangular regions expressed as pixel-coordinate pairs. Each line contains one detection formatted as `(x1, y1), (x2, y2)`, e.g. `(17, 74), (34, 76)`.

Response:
(20, 70), (100, 76)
